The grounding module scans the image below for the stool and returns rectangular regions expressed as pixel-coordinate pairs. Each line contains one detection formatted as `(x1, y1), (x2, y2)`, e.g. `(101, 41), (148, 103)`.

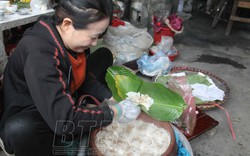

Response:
(225, 0), (250, 36)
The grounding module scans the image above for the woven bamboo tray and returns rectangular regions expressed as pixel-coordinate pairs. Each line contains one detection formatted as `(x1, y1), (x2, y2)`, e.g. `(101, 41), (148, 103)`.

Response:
(170, 66), (230, 110)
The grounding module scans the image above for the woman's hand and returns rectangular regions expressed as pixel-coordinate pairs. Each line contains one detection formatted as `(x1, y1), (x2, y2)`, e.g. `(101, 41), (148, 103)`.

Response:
(109, 99), (141, 124)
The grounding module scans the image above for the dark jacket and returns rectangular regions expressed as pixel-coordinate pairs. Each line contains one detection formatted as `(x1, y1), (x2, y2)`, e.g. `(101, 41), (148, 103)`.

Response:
(0, 16), (113, 135)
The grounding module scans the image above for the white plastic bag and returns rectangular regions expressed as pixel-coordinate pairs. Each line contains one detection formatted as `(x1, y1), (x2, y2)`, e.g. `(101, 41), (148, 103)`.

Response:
(152, 36), (173, 53)
(103, 22), (153, 64)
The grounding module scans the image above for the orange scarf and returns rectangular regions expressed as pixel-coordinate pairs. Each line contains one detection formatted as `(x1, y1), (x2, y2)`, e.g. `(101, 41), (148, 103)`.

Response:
(67, 52), (86, 93)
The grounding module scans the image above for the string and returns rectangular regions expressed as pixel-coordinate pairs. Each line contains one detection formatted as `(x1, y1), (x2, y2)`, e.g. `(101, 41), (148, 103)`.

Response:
(213, 104), (236, 140)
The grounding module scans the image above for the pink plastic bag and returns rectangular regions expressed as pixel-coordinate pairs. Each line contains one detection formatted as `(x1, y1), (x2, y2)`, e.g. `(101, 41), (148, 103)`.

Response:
(168, 75), (197, 135)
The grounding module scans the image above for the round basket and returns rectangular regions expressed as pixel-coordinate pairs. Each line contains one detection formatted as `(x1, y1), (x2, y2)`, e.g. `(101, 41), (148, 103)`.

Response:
(89, 112), (178, 156)
(170, 66), (230, 110)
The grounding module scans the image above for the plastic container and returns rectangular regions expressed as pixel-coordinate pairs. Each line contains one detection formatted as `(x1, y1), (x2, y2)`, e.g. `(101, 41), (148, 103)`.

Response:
(154, 26), (175, 45)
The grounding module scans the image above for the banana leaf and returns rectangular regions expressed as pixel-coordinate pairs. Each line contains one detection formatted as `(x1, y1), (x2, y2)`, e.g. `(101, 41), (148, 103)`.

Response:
(105, 66), (143, 101)
(187, 74), (211, 85)
(105, 66), (187, 122)
(156, 73), (211, 86)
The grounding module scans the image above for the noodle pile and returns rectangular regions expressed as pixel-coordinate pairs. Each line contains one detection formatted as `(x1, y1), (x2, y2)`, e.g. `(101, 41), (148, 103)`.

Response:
(95, 120), (171, 156)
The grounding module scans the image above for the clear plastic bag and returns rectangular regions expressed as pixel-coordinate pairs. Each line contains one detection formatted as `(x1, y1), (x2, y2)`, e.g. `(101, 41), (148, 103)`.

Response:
(168, 75), (197, 135)
(137, 51), (172, 77)
(115, 44), (143, 65)
(150, 36), (174, 55)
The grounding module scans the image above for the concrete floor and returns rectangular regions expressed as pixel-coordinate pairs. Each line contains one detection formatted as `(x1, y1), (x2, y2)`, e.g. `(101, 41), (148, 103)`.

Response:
(1, 12), (250, 156)
(173, 12), (250, 156)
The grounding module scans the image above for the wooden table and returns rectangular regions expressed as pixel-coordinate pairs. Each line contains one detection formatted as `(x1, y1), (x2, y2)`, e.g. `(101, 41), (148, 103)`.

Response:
(0, 9), (54, 74)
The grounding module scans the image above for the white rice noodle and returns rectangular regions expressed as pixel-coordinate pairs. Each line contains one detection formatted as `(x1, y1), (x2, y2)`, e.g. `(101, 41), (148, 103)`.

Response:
(126, 92), (154, 111)
(95, 120), (171, 156)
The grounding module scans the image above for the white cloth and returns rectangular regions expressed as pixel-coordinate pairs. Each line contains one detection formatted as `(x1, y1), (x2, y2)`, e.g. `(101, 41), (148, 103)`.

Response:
(191, 83), (225, 101)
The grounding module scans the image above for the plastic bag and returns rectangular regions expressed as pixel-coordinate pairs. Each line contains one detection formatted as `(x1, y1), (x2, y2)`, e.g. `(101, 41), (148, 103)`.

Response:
(158, 36), (174, 53)
(168, 75), (197, 135)
(103, 21), (153, 64)
(150, 36), (174, 55)
(137, 51), (172, 77)
(115, 44), (142, 65)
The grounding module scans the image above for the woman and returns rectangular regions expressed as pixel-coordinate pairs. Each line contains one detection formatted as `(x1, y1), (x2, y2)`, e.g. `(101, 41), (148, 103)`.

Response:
(0, 0), (140, 155)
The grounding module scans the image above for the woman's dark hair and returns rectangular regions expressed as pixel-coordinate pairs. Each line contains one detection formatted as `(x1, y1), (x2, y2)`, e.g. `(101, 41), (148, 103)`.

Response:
(51, 0), (113, 29)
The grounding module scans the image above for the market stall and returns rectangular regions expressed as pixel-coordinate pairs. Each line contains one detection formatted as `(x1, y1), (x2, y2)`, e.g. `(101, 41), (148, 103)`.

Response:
(88, 1), (234, 155)
(0, 1), (236, 156)
(0, 0), (54, 74)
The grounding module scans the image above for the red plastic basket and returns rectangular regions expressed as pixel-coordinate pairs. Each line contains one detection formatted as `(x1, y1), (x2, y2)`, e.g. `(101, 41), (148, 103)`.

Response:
(154, 27), (175, 44)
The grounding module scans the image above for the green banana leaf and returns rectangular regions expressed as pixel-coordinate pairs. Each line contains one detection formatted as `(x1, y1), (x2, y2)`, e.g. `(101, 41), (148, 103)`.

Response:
(156, 73), (211, 86)
(105, 66), (187, 122)
(187, 74), (211, 86)
(105, 66), (143, 101)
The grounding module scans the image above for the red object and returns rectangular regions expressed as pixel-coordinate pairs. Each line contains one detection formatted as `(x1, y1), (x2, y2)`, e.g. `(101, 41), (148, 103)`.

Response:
(165, 14), (183, 33)
(156, 21), (161, 27)
(154, 26), (175, 44)
(5, 43), (16, 56)
(111, 16), (125, 27)
(174, 108), (219, 141)
(148, 50), (155, 56)
(168, 50), (179, 61)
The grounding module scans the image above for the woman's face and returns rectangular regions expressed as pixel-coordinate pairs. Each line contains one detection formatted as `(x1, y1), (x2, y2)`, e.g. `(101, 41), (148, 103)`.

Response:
(58, 18), (109, 53)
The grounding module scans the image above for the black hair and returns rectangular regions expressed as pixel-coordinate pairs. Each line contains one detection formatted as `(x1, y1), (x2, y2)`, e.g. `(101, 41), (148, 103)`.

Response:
(51, 0), (113, 29)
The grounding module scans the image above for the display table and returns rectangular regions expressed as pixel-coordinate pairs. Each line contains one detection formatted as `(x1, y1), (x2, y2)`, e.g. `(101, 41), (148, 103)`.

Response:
(0, 9), (55, 74)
